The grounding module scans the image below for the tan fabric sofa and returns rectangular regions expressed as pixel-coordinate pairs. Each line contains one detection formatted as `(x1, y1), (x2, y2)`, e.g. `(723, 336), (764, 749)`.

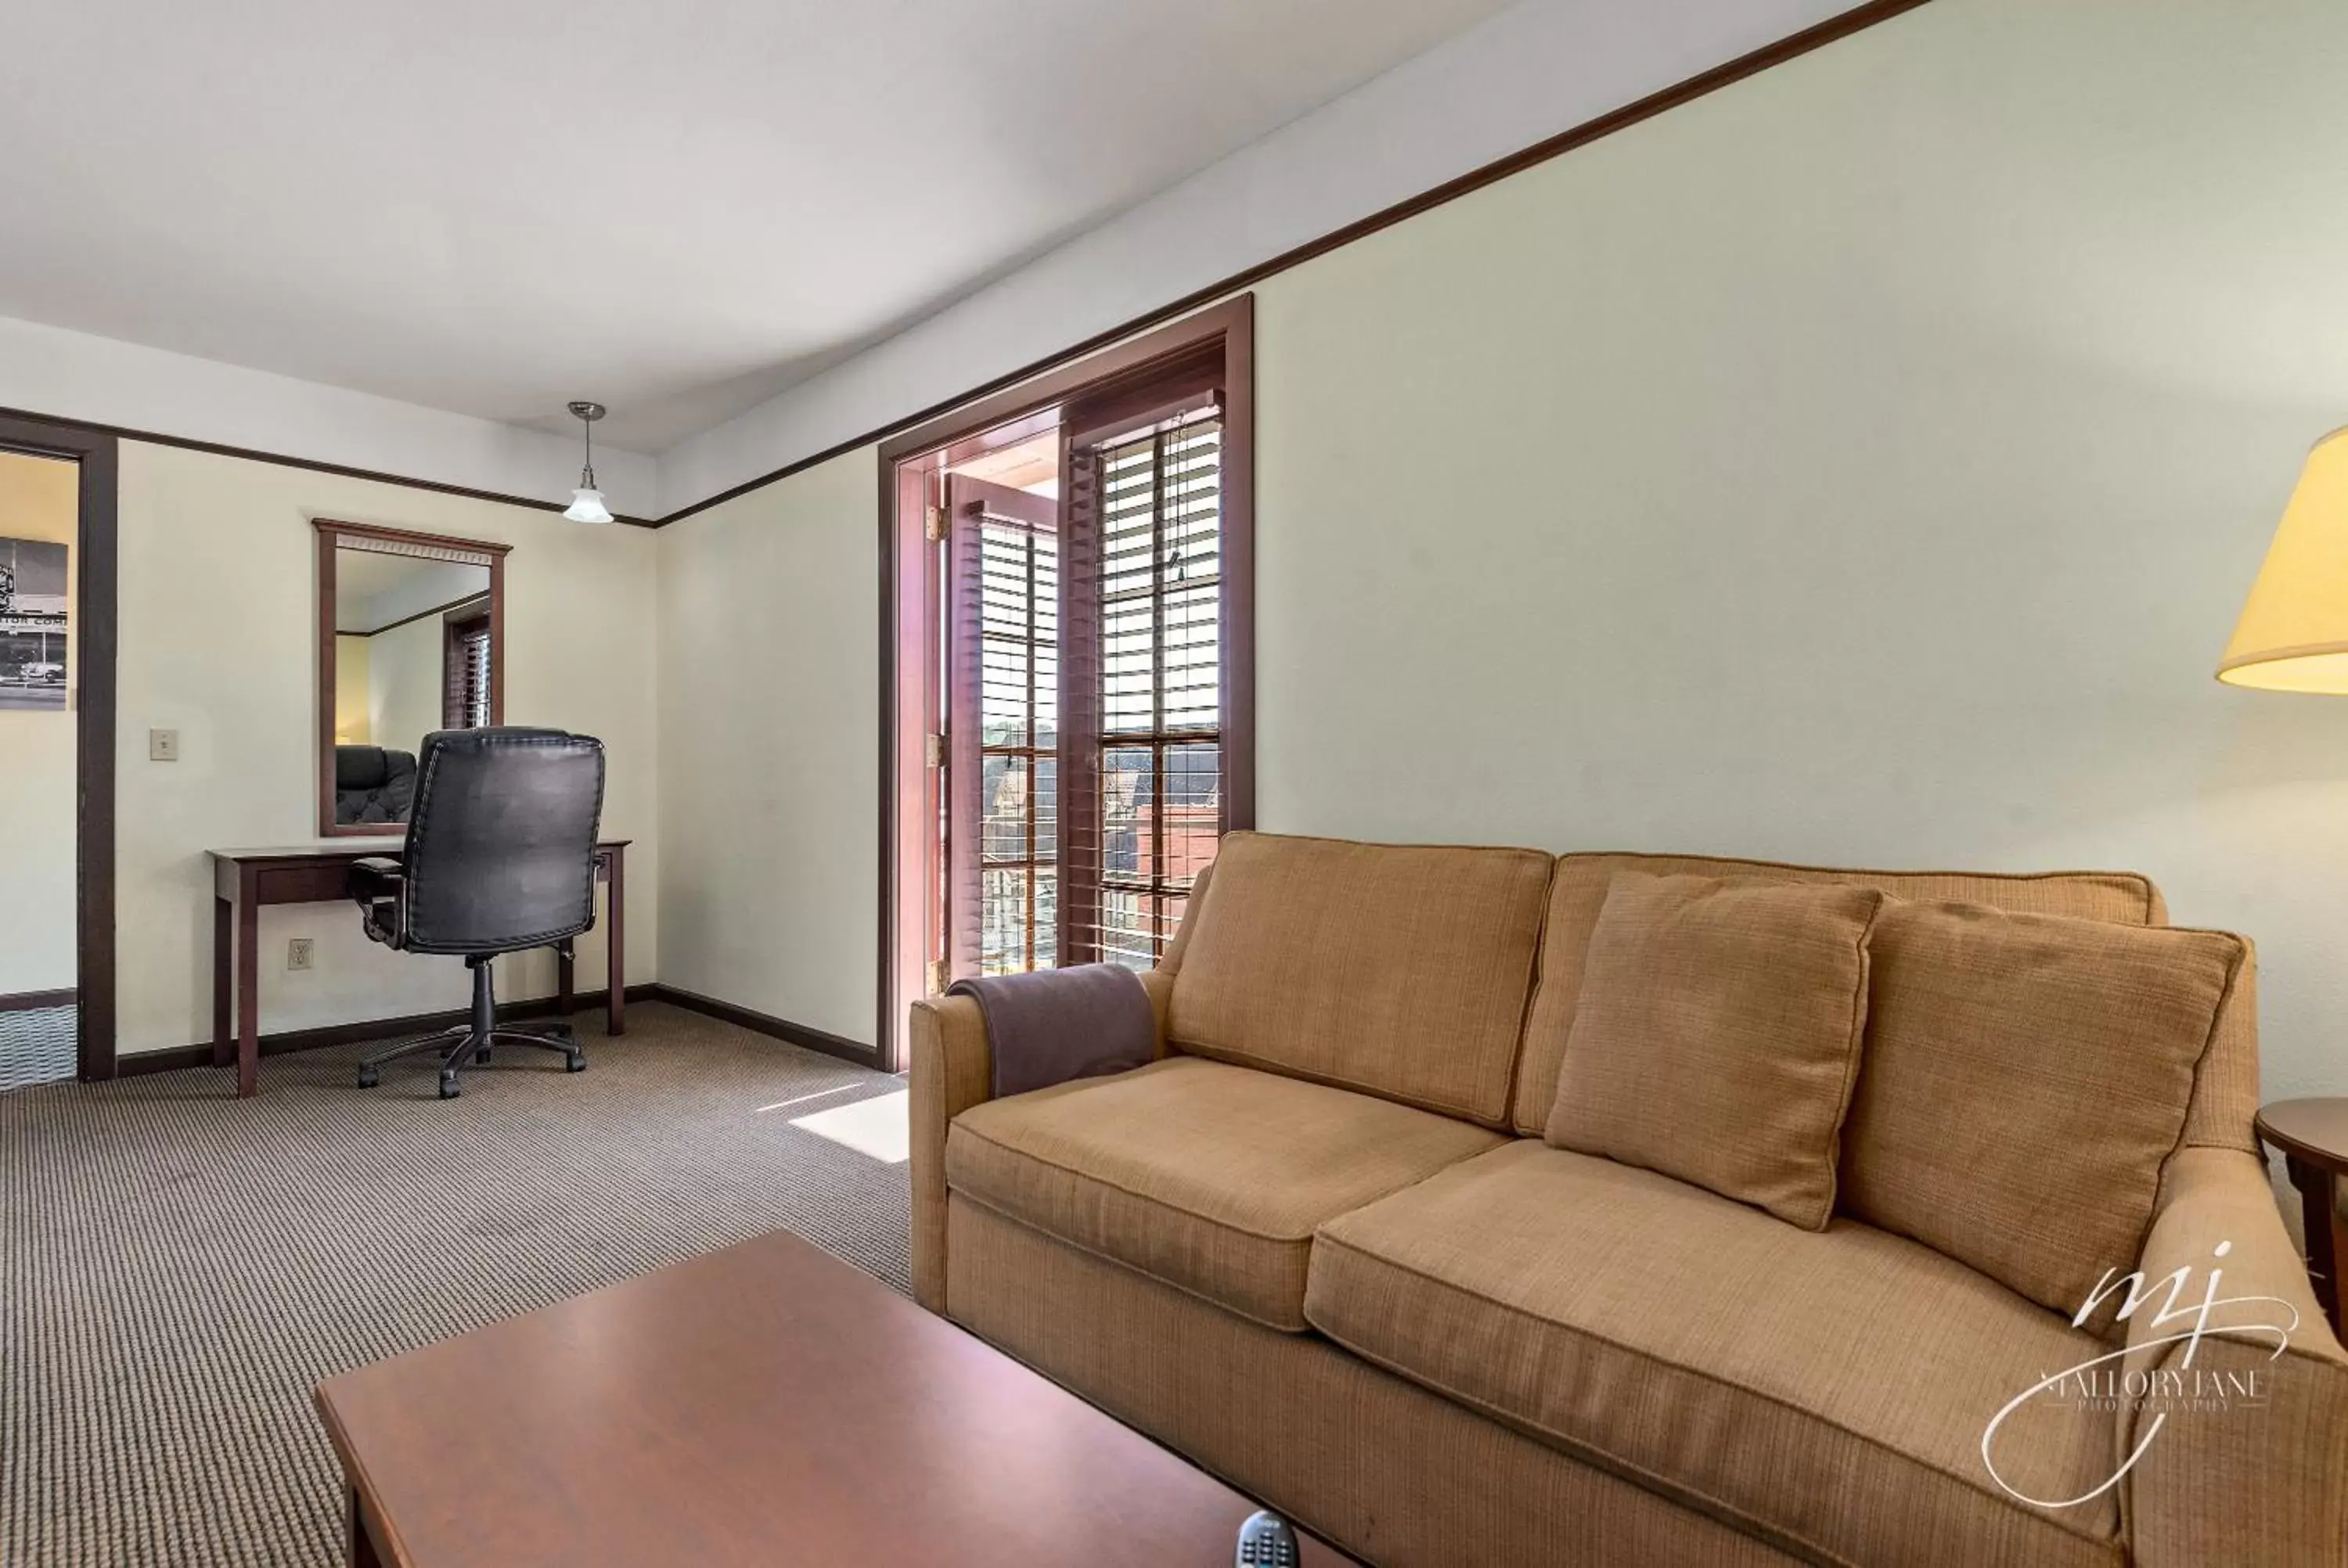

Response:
(909, 834), (2348, 1567)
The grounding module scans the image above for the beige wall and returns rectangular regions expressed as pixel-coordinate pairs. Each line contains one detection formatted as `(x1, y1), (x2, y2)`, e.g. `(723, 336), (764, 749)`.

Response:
(116, 442), (660, 1056)
(332, 634), (370, 743)
(365, 612), (444, 757)
(646, 0), (2348, 1113)
(1243, 0), (2348, 1106)
(654, 449), (877, 1045)
(0, 449), (78, 994)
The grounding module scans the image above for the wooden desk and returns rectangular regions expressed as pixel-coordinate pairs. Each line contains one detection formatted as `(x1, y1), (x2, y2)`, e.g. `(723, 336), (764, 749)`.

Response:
(315, 1228), (1354, 1568)
(207, 840), (628, 1099)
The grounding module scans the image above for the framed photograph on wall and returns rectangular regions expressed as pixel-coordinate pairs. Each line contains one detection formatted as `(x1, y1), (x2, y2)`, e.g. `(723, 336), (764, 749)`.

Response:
(0, 535), (69, 710)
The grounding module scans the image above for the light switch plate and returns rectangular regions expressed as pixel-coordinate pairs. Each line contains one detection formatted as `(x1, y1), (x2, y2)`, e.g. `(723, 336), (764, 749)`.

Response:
(287, 938), (314, 972)
(148, 728), (178, 761)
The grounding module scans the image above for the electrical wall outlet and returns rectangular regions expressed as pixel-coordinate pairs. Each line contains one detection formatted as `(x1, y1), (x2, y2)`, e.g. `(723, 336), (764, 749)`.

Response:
(149, 728), (179, 761)
(286, 937), (314, 972)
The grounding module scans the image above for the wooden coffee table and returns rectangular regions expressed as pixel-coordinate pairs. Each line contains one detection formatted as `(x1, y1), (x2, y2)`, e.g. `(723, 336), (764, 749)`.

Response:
(315, 1228), (1352, 1567)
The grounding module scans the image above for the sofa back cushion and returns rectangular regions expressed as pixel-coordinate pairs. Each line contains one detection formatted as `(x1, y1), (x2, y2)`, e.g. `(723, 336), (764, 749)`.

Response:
(1168, 831), (1554, 1126)
(1545, 873), (1885, 1229)
(1841, 900), (2247, 1332)
(1513, 852), (2169, 1136)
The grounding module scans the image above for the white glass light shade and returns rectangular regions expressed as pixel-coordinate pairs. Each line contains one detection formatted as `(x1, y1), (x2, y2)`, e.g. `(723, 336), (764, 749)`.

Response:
(564, 487), (614, 525)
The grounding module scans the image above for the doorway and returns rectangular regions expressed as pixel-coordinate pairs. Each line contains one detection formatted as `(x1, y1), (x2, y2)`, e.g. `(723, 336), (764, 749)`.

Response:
(0, 451), (79, 1086)
(0, 413), (118, 1084)
(875, 297), (1254, 1070)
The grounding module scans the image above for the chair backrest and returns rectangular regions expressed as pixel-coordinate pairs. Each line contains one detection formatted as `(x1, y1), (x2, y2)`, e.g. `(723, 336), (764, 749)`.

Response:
(399, 728), (606, 955)
(334, 745), (416, 825)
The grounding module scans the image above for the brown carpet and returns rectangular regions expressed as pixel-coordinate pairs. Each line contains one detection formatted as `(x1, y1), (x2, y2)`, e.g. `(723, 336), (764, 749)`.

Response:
(0, 1002), (910, 1567)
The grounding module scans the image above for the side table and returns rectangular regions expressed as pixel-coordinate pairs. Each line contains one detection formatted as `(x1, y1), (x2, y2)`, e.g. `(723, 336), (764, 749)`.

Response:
(2254, 1097), (2348, 1341)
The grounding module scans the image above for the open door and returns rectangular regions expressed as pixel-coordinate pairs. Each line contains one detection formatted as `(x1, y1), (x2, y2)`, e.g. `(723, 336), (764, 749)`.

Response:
(0, 413), (116, 1087)
(943, 474), (1060, 980)
(878, 296), (1251, 1070)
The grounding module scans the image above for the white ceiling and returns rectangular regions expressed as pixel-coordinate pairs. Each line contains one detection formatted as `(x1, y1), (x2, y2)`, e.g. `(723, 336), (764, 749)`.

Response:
(333, 549), (489, 634)
(0, 0), (1511, 455)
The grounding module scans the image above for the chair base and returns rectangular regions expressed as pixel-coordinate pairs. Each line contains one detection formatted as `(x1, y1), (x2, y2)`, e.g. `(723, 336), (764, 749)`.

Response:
(356, 958), (584, 1097)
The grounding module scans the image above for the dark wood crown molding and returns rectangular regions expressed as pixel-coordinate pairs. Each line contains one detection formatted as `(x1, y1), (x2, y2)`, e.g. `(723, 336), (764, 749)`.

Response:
(0, 1), (1925, 535)
(0, 403), (658, 528)
(658, 0), (1930, 528)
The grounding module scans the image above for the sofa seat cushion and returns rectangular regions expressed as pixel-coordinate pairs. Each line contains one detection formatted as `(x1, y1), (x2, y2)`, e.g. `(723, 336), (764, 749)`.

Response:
(1305, 1141), (2123, 1568)
(948, 1056), (1504, 1332)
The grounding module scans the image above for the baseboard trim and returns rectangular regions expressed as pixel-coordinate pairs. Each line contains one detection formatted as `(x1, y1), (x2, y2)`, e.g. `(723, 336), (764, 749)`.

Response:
(646, 984), (882, 1070)
(114, 986), (660, 1077)
(0, 987), (76, 1014)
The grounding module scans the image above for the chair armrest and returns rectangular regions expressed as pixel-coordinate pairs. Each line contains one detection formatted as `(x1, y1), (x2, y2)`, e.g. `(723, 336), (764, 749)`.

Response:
(906, 968), (1173, 1314)
(2124, 1146), (2348, 1567)
(347, 856), (404, 901)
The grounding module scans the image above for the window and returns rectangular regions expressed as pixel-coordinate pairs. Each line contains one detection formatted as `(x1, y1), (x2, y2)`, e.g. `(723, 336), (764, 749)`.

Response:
(442, 609), (492, 730)
(885, 297), (1253, 1055)
(1063, 409), (1225, 968)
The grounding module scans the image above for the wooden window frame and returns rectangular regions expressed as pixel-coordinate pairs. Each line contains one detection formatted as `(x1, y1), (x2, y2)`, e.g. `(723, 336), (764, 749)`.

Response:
(876, 295), (1253, 1070)
(441, 602), (493, 731)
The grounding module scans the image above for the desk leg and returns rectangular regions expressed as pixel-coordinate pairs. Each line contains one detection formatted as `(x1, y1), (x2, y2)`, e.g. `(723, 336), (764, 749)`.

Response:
(606, 847), (626, 1038)
(2285, 1153), (2347, 1341)
(212, 896), (233, 1067)
(347, 1483), (386, 1568)
(236, 871), (260, 1099)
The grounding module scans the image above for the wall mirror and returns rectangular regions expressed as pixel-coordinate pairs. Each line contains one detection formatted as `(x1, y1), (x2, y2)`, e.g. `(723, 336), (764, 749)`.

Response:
(314, 520), (510, 836)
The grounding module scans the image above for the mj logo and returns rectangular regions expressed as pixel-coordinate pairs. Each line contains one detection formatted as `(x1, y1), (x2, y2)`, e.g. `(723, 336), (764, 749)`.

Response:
(1982, 1243), (2296, 1507)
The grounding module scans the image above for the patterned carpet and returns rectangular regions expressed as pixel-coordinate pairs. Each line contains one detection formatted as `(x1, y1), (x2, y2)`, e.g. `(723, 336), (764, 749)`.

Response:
(0, 1002), (911, 1568)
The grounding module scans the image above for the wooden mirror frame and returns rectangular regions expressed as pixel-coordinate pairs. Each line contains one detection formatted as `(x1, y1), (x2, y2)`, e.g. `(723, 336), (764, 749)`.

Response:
(314, 519), (510, 838)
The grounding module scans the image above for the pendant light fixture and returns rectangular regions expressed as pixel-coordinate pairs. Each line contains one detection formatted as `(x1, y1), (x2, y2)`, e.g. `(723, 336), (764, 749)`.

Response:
(563, 401), (614, 523)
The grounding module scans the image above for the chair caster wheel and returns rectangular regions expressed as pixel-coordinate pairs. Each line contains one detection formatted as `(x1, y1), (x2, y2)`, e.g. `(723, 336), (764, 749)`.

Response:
(438, 1073), (461, 1099)
(564, 1052), (586, 1074)
(356, 1066), (380, 1089)
(475, 1045), (493, 1063)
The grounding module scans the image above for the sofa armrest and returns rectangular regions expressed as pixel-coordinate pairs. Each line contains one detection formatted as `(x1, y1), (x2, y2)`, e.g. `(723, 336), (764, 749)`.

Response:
(2124, 1146), (2348, 1567)
(907, 969), (1174, 1314)
(909, 995), (990, 1313)
(1140, 967), (1172, 1046)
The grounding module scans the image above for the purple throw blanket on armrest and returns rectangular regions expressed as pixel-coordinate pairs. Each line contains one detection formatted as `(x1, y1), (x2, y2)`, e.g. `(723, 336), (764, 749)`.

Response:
(945, 963), (1156, 1099)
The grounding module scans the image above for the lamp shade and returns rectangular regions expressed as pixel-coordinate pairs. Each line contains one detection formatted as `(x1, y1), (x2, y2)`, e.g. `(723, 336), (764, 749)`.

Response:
(2219, 426), (2348, 692)
(564, 487), (614, 525)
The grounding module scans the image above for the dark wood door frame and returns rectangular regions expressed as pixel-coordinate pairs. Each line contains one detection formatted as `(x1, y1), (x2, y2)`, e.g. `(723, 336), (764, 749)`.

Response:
(873, 296), (1254, 1072)
(0, 413), (119, 1081)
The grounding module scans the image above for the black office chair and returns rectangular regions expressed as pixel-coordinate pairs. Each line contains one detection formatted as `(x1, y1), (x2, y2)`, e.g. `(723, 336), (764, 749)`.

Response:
(335, 745), (416, 825)
(348, 727), (607, 1099)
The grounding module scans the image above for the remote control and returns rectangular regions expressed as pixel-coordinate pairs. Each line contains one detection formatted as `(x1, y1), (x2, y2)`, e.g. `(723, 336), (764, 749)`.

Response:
(1236, 1509), (1300, 1567)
